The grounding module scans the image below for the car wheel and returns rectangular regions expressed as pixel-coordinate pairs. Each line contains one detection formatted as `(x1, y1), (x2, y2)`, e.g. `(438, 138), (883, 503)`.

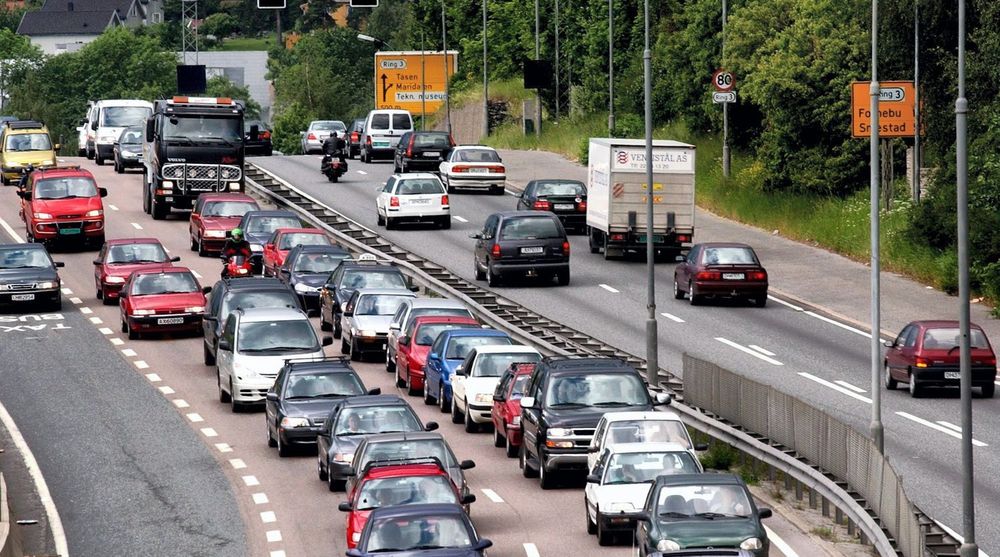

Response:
(125, 319), (138, 340)
(377, 212), (385, 226)
(586, 500), (597, 535)
(596, 515), (614, 545)
(883, 362), (898, 390)
(423, 378), (436, 405)
(320, 312), (332, 331)
(276, 433), (291, 457)
(96, 287), (103, 300)
(230, 379), (243, 412)
(463, 403), (479, 433)
(505, 432), (518, 458)
(983, 383), (995, 398)
(190, 235), (198, 252)
(439, 385), (449, 413)
(406, 370), (419, 396)
(203, 340), (216, 366)
(329, 475), (345, 492)
(385, 352), (395, 373)
(493, 424), (504, 447)
(267, 425), (277, 448)
(440, 217), (451, 230)
(487, 263), (501, 287)
(385, 217), (395, 230)
(396, 367), (406, 388)
(673, 277), (684, 299)
(908, 370), (922, 398)
(474, 259), (486, 281)
(754, 295), (768, 308)
(538, 455), (557, 489)
(556, 268), (570, 286)
(350, 339), (362, 362)
(95, 152), (104, 165)
(520, 445), (538, 478)
(218, 370), (231, 403)
(341, 337), (350, 354)
(688, 281), (701, 305)
(317, 458), (328, 481)
(151, 195), (168, 220)
(451, 396), (463, 424)
(197, 238), (210, 257)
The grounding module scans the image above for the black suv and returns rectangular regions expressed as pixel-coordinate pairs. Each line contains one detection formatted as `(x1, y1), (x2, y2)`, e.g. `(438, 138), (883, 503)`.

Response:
(318, 258), (416, 337)
(201, 277), (300, 365)
(518, 356), (670, 489)
(393, 131), (454, 173)
(236, 210), (302, 273)
(471, 211), (570, 287)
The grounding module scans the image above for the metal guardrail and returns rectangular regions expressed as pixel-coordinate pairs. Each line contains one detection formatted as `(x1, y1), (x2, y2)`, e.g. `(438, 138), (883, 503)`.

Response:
(242, 162), (901, 555)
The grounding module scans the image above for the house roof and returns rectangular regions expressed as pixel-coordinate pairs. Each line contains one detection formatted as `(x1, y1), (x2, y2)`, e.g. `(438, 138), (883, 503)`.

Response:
(16, 0), (127, 36)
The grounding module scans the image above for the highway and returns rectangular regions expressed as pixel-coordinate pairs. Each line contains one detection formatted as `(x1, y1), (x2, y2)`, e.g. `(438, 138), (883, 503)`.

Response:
(0, 157), (820, 556)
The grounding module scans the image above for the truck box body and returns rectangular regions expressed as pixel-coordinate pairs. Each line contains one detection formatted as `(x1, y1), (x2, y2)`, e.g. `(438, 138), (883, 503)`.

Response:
(586, 138), (695, 258)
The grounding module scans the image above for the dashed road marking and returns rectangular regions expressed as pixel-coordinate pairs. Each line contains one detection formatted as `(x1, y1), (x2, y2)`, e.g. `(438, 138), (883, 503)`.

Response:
(454, 215), (469, 223)
(253, 492), (269, 505)
(108, 204), (119, 211)
(599, 283), (620, 293)
(523, 543), (541, 557)
(266, 530), (282, 543)
(242, 475), (260, 487)
(158, 386), (175, 395)
(715, 337), (783, 366)
(69, 297), (82, 304)
(798, 372), (872, 404)
(660, 312), (685, 323)
(79, 307), (92, 314)
(60, 287), (73, 295)
(480, 488), (504, 503)
(131, 222), (143, 230)
(748, 344), (775, 356)
(98, 327), (113, 335)
(173, 399), (190, 409)
(186, 412), (204, 423)
(201, 427), (218, 437)
(121, 348), (137, 357)
(896, 412), (987, 447)
(134, 360), (149, 369)
(89, 316), (103, 324)
(834, 380), (867, 393)
(229, 458), (247, 469)
(260, 511), (277, 523)
(145, 373), (160, 382)
(110, 338), (124, 346)
(270, 551), (286, 557)
(357, 170), (368, 175)
(215, 443), (232, 453)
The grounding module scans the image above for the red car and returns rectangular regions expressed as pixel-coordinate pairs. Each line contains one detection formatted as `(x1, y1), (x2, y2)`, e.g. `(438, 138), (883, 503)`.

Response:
(672, 242), (768, 307)
(93, 238), (179, 304)
(189, 193), (260, 256)
(884, 320), (997, 398)
(491, 362), (537, 457)
(262, 228), (331, 277)
(338, 458), (466, 549)
(17, 166), (107, 248)
(119, 267), (207, 340)
(395, 315), (480, 396)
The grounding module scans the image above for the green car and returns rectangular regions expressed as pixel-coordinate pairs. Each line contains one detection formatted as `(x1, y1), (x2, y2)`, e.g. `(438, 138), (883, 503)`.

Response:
(635, 473), (771, 556)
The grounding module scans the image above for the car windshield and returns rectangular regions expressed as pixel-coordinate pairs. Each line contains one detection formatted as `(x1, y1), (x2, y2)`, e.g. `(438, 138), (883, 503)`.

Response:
(356, 475), (456, 511)
(285, 372), (365, 398)
(237, 320), (318, 353)
(120, 130), (143, 145)
(702, 246), (758, 265)
(163, 115), (242, 143)
(414, 134), (450, 149)
(454, 149), (500, 163)
(656, 484), (752, 519)
(221, 290), (298, 317)
(340, 270), (407, 290)
(366, 515), (472, 552)
(414, 323), (478, 346)
(0, 247), (49, 269)
(203, 201), (257, 218)
(396, 179), (445, 195)
(510, 375), (530, 397)
(246, 216), (300, 235)
(472, 352), (542, 377)
(34, 177), (98, 199)
(409, 308), (474, 324)
(5, 133), (51, 152)
(102, 106), (151, 127)
(922, 328), (990, 350)
(335, 406), (422, 436)
(131, 272), (198, 295)
(603, 451), (700, 485)
(499, 217), (562, 240)
(359, 440), (456, 472)
(445, 336), (512, 359)
(279, 232), (330, 250)
(107, 243), (168, 264)
(355, 294), (411, 316)
(293, 253), (348, 273)
(534, 181), (585, 196)
(606, 420), (692, 449)
(545, 373), (649, 407)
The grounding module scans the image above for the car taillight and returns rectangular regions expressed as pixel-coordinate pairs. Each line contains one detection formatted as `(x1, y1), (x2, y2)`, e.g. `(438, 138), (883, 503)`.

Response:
(562, 241), (570, 255)
(307, 133), (316, 140)
(533, 200), (551, 210)
(351, 131), (359, 141)
(610, 233), (625, 241)
(489, 165), (505, 173)
(441, 195), (449, 206)
(390, 196), (400, 207)
(366, 136), (372, 145)
(748, 271), (767, 281)
(697, 271), (721, 280)
(452, 165), (468, 173)
(914, 356), (930, 368)
(491, 244), (501, 259)
(577, 199), (587, 212)
(260, 131), (271, 139)
(985, 355), (997, 366)
(406, 135), (415, 157)
(676, 234), (690, 243)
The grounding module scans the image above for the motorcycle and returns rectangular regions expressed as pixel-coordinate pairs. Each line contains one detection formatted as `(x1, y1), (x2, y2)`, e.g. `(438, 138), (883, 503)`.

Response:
(321, 154), (348, 183)
(221, 254), (253, 278)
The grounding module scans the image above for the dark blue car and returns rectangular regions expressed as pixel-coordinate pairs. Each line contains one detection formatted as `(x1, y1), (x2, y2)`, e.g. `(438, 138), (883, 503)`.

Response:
(346, 503), (491, 557)
(421, 328), (512, 414)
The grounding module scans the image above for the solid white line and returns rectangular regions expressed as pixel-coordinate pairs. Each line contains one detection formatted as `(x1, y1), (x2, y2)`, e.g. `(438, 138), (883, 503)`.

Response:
(764, 524), (800, 557)
(0, 401), (69, 557)
(834, 380), (867, 393)
(121, 348), (137, 357)
(110, 338), (124, 346)
(523, 543), (541, 557)
(715, 337), (784, 366)
(480, 488), (504, 503)
(454, 215), (469, 223)
(933, 520), (990, 557)
(98, 327), (113, 335)
(266, 530), (282, 543)
(253, 492), (269, 505)
(798, 372), (873, 404)
(660, 312), (685, 323)
(108, 204), (119, 211)
(145, 373), (160, 382)
(748, 344), (776, 357)
(229, 458), (247, 469)
(186, 413), (203, 423)
(79, 307), (92, 314)
(158, 386), (175, 395)
(215, 443), (232, 453)
(767, 295), (803, 312)
(173, 399), (190, 409)
(130, 222), (142, 230)
(242, 475), (260, 487)
(896, 412), (987, 447)
(599, 283), (620, 293)
(89, 316), (103, 324)
(201, 427), (218, 437)
(0, 215), (25, 243)
(260, 510), (277, 523)
(937, 420), (962, 433)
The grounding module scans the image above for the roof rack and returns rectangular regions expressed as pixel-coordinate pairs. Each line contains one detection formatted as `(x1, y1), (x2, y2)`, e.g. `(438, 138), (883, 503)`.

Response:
(282, 355), (353, 366)
(5, 120), (45, 130)
(358, 456), (447, 476)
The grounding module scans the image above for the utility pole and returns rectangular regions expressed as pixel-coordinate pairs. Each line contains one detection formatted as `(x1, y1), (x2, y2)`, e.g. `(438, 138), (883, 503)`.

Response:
(554, 0), (560, 120)
(181, 0), (199, 65)
(441, 0), (451, 136)
(534, 0), (541, 136)
(912, 0), (920, 203)
(421, 31), (426, 130)
(721, 0), (730, 177)
(642, 0), (656, 385)
(607, 0), (614, 134)
(868, 0), (884, 454)
(482, 0), (489, 139)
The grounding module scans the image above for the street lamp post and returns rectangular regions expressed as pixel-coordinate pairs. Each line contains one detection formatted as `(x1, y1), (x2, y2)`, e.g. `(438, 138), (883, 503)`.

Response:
(608, 0), (614, 135)
(482, 0), (489, 139)
(534, 0), (541, 136)
(721, 0), (730, 177)
(642, 0), (657, 385)
(555, 0), (560, 120)
(868, 0), (884, 455)
(912, 0), (920, 203)
(442, 0), (452, 136)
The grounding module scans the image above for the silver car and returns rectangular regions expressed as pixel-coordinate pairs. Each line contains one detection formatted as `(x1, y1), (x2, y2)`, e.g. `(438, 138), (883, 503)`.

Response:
(340, 288), (417, 361)
(300, 120), (346, 154)
(386, 298), (475, 373)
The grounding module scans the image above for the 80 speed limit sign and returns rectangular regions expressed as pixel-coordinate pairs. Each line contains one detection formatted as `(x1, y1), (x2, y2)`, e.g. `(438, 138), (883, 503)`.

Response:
(712, 69), (735, 92)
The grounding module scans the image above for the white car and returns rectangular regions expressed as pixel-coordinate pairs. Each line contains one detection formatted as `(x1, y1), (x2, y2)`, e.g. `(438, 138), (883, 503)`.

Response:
(587, 411), (704, 472)
(584, 442), (703, 545)
(451, 344), (541, 432)
(376, 173), (451, 230)
(216, 307), (332, 412)
(90, 99), (154, 165)
(301, 120), (346, 154)
(386, 298), (475, 374)
(438, 145), (507, 195)
(339, 287), (416, 362)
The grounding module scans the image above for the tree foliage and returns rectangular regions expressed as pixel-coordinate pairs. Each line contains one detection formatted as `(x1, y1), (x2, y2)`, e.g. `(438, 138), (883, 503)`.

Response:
(206, 75), (261, 119)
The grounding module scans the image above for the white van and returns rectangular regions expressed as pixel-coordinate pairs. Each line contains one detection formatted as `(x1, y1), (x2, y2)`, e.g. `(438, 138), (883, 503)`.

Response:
(360, 109), (414, 163)
(90, 99), (154, 166)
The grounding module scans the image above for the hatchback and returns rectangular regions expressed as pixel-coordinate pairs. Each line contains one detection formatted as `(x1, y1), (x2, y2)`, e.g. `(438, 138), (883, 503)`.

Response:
(439, 145), (506, 195)
(349, 504), (492, 557)
(884, 320), (997, 398)
(472, 211), (570, 287)
(94, 238), (178, 304)
(386, 298), (475, 374)
(376, 173), (450, 229)
(516, 179), (588, 232)
(395, 316), (481, 396)
(302, 120), (346, 154)
(393, 131), (454, 173)
(18, 166), (107, 247)
(673, 242), (768, 307)
(491, 362), (536, 457)
(189, 193), (260, 256)
(262, 228), (331, 277)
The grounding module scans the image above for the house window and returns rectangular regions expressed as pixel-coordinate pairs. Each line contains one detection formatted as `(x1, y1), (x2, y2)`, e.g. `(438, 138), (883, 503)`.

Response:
(152, 12), (161, 23)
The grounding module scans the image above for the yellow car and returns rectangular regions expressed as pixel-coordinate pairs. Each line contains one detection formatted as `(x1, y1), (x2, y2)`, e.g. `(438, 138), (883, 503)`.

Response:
(0, 120), (58, 184)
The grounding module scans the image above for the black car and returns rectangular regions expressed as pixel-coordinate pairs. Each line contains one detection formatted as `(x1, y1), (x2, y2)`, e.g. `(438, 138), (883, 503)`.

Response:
(347, 118), (365, 159)
(265, 357), (379, 456)
(237, 210), (302, 274)
(349, 504), (492, 557)
(519, 356), (670, 488)
(392, 131), (454, 173)
(515, 179), (587, 233)
(317, 394), (438, 491)
(244, 120), (273, 156)
(201, 277), (300, 365)
(318, 258), (415, 337)
(347, 431), (476, 500)
(471, 211), (570, 287)
(113, 126), (144, 174)
(0, 243), (63, 311)
(277, 244), (351, 312)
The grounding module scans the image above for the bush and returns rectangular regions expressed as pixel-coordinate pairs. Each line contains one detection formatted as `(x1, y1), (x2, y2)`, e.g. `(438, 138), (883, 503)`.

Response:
(611, 113), (644, 139)
(272, 103), (311, 155)
(699, 442), (739, 470)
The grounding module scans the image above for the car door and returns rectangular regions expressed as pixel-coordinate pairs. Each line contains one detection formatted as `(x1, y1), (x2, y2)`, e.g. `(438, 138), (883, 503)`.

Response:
(588, 416), (609, 471)
(217, 314), (238, 388)
(440, 149), (456, 178)
(586, 448), (611, 517)
(377, 177), (396, 217)
(266, 367), (287, 436)
(520, 371), (545, 456)
(426, 334), (448, 393)
(890, 325), (918, 375)
(474, 216), (495, 269)
(263, 231), (281, 275)
(395, 132), (410, 166)
(517, 183), (535, 211)
(387, 301), (409, 363)
(203, 283), (224, 347)
(676, 245), (700, 287)
(453, 349), (478, 411)
(341, 291), (361, 344)
(190, 197), (205, 241)
(93, 243), (107, 289)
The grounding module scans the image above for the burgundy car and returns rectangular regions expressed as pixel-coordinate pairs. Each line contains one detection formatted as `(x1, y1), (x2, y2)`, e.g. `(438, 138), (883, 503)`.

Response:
(93, 238), (178, 304)
(491, 362), (536, 458)
(673, 242), (768, 307)
(119, 267), (208, 340)
(189, 193), (260, 256)
(884, 320), (997, 398)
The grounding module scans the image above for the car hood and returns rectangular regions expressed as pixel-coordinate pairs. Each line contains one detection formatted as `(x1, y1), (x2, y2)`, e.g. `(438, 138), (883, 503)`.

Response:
(6, 151), (54, 166)
(245, 231), (271, 245)
(119, 143), (143, 152)
(0, 267), (58, 284)
(329, 435), (364, 455)
(129, 292), (206, 311)
(460, 377), (501, 397)
(542, 405), (652, 428)
(201, 216), (243, 230)
(291, 273), (328, 287)
(104, 262), (173, 280)
(31, 196), (102, 215)
(352, 315), (393, 333)
(594, 484), (653, 510)
(237, 351), (324, 375)
(655, 517), (761, 548)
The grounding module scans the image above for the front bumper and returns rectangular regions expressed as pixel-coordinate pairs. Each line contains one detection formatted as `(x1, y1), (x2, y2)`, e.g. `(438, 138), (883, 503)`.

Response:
(353, 335), (389, 354)
(467, 402), (493, 424)
(913, 366), (997, 387)
(295, 291), (321, 311)
(231, 376), (275, 403)
(493, 261), (568, 277)
(406, 366), (425, 390)
(541, 447), (588, 471)
(0, 288), (60, 305)
(598, 511), (643, 532)
(279, 425), (322, 445)
(127, 312), (202, 333)
(117, 152), (144, 166)
(96, 143), (115, 158)
(32, 219), (104, 240)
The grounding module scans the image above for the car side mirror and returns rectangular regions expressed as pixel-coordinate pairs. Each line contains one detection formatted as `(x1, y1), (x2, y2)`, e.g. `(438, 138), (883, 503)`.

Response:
(472, 539), (493, 551)
(461, 493), (477, 505)
(454, 365), (465, 376)
(170, 256), (181, 262)
(92, 259), (102, 265)
(17, 190), (29, 200)
(265, 243), (274, 251)
(586, 473), (600, 483)
(459, 459), (475, 470)
(342, 468), (356, 477)
(367, 387), (382, 395)
(398, 335), (410, 346)
(654, 392), (673, 406)
(202, 286), (212, 294)
(145, 119), (154, 142)
(54, 261), (65, 268)
(634, 511), (651, 523)
(409, 285), (420, 293)
(98, 187), (108, 197)
(389, 322), (400, 331)
(428, 353), (440, 361)
(343, 310), (353, 317)
(118, 291), (127, 298)
(424, 421), (439, 431)
(758, 508), (773, 519)
(519, 396), (535, 409)
(492, 394), (504, 402)
(80, 119), (87, 126)
(346, 550), (364, 557)
(265, 392), (278, 402)
(90, 121), (98, 131)
(694, 443), (709, 452)
(322, 336), (334, 347)
(203, 315), (217, 322)
(338, 502), (353, 512)
(218, 339), (233, 352)
(469, 233), (482, 240)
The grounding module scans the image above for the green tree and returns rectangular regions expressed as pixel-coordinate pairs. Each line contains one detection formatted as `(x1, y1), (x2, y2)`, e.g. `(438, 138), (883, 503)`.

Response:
(206, 75), (261, 119)
(201, 12), (239, 39)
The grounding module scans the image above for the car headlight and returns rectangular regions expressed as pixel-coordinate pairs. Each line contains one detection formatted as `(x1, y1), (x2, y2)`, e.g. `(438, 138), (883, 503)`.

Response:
(511, 416), (521, 427)
(609, 502), (636, 512)
(132, 309), (155, 316)
(280, 417), (310, 428)
(204, 230), (226, 238)
(7, 161), (21, 167)
(740, 537), (763, 550)
(657, 539), (681, 552)
(250, 243), (264, 253)
(105, 276), (126, 284)
(35, 281), (57, 289)
(33, 212), (53, 219)
(475, 393), (493, 404)
(85, 209), (103, 217)
(294, 283), (318, 293)
(185, 306), (205, 313)
(547, 428), (573, 438)
(333, 452), (354, 463)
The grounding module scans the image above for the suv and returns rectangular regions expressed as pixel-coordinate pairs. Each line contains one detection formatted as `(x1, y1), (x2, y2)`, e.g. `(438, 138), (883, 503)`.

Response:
(472, 211), (570, 287)
(393, 131), (454, 173)
(360, 109), (413, 163)
(1, 120), (57, 185)
(215, 307), (333, 411)
(201, 277), (300, 365)
(18, 166), (108, 247)
(236, 210), (302, 273)
(518, 356), (669, 488)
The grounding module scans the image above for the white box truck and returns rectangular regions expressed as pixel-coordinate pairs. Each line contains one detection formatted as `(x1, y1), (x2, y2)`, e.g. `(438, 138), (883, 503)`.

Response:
(586, 138), (696, 259)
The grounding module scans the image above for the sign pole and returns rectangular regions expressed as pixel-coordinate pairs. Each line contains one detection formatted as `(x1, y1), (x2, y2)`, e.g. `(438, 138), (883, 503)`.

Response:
(607, 0), (614, 135)
(642, 0), (657, 386)
(441, 0), (451, 136)
(721, 0), (730, 177)
(482, 0), (489, 139)
(421, 33), (427, 130)
(868, 0), (884, 455)
(912, 0), (920, 203)
(534, 0), (541, 136)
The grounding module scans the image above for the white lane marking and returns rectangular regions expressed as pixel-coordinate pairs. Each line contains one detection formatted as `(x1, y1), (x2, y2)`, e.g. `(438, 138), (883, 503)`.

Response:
(229, 458), (247, 469)
(110, 338), (124, 346)
(505, 189), (519, 196)
(0, 215), (25, 242)
(191, 270), (203, 279)
(748, 344), (775, 356)
(242, 475), (260, 487)
(266, 530), (282, 543)
(660, 312), (685, 323)
(896, 412), (987, 447)
(186, 413), (203, 423)
(764, 524), (800, 557)
(173, 399), (190, 409)
(937, 421), (962, 433)
(933, 520), (991, 557)
(79, 307), (92, 314)
(145, 373), (161, 382)
(834, 380), (867, 393)
(108, 204), (119, 211)
(158, 386), (175, 395)
(121, 348), (137, 357)
(260, 510), (277, 523)
(357, 170), (368, 175)
(60, 287), (73, 295)
(767, 295), (803, 312)
(715, 337), (784, 366)
(805, 310), (890, 344)
(599, 283), (620, 293)
(130, 222), (143, 230)
(253, 492), (269, 505)
(270, 551), (286, 557)
(480, 488), (504, 503)
(69, 297), (82, 305)
(454, 215), (469, 223)
(0, 401), (69, 557)
(799, 372), (873, 404)
(134, 360), (149, 369)
(99, 327), (113, 335)
(215, 443), (232, 453)
(201, 427), (218, 437)
(89, 316), (103, 324)
(523, 543), (541, 557)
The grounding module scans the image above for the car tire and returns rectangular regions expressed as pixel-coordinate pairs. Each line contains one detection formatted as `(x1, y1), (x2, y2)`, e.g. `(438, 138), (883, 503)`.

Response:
(276, 433), (291, 457)
(385, 352), (395, 374)
(983, 383), (995, 398)
(520, 445), (538, 478)
(463, 403), (479, 433)
(440, 217), (451, 230)
(377, 212), (385, 226)
(190, 235), (198, 252)
(688, 281), (701, 305)
(267, 424), (277, 447)
(538, 455), (557, 489)
(329, 475), (345, 493)
(385, 217), (395, 230)
(505, 432), (518, 458)
(125, 319), (138, 340)
(673, 278), (684, 299)
(451, 397), (463, 424)
(151, 195), (168, 220)
(96, 287), (103, 301)
(203, 341), (216, 366)
(487, 264), (501, 287)
(334, 323), (342, 339)
(474, 260), (486, 281)
(493, 424), (504, 447)
(95, 152), (104, 166)
(218, 371), (231, 403)
(883, 362), (898, 390)
(197, 238), (210, 257)
(439, 385), (449, 413)
(229, 379), (243, 412)
(406, 370), (420, 396)
(318, 458), (328, 481)
(556, 268), (570, 286)
(350, 339), (362, 362)
(908, 370), (922, 398)
(423, 378), (436, 405)
(586, 501), (598, 535)
(754, 295), (768, 308)
(596, 516), (614, 545)
(396, 368), (406, 388)
(341, 337), (350, 354)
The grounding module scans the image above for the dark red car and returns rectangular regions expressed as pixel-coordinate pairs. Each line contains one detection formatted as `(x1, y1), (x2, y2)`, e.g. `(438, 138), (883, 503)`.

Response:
(338, 458), (465, 549)
(17, 166), (107, 248)
(491, 362), (536, 457)
(189, 193), (260, 256)
(93, 238), (178, 304)
(119, 267), (208, 340)
(672, 242), (768, 307)
(884, 320), (997, 398)
(262, 228), (331, 277)
(395, 315), (480, 396)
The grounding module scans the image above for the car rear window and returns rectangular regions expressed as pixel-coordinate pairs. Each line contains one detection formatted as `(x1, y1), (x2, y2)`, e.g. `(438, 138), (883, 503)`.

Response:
(445, 336), (512, 359)
(499, 217), (562, 240)
(414, 134), (450, 149)
(922, 328), (990, 350)
(392, 113), (412, 129)
(702, 246), (758, 265)
(535, 181), (585, 196)
(278, 232), (331, 250)
(414, 323), (478, 346)
(370, 114), (390, 130)
(293, 252), (349, 273)
(455, 149), (500, 163)
(607, 420), (692, 449)
(409, 308), (474, 323)
(396, 179), (445, 195)
(131, 272), (198, 295)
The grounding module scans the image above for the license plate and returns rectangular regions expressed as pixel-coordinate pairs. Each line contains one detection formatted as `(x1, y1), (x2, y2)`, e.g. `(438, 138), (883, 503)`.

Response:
(638, 235), (664, 243)
(374, 141), (389, 148)
(945, 371), (961, 379)
(423, 151), (440, 157)
(58, 228), (81, 235)
(11, 294), (34, 301)
(554, 203), (575, 210)
(409, 198), (431, 204)
(470, 168), (489, 174)
(521, 246), (544, 255)
(157, 317), (184, 325)
(722, 273), (746, 280)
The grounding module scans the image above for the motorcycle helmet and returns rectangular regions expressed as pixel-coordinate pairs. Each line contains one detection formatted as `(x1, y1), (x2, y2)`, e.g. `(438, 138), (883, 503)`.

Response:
(231, 228), (244, 240)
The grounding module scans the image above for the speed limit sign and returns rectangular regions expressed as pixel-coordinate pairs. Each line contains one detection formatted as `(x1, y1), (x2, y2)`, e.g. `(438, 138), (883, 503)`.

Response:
(712, 69), (735, 92)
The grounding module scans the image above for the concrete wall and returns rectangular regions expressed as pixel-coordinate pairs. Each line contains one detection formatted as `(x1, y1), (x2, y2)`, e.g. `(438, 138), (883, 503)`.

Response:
(30, 34), (96, 55)
(175, 51), (273, 123)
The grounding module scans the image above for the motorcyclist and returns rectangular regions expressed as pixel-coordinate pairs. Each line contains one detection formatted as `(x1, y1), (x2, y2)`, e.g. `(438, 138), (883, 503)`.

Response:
(322, 132), (347, 162)
(220, 228), (252, 278)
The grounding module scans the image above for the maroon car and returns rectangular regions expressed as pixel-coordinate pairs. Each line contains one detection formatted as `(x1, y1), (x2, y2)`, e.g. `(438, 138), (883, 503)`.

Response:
(491, 362), (536, 458)
(673, 242), (768, 307)
(189, 193), (260, 256)
(93, 238), (178, 304)
(884, 320), (997, 398)
(119, 267), (208, 340)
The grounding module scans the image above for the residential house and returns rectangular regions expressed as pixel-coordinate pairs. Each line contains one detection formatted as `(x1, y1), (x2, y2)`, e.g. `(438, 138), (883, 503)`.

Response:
(17, 0), (164, 55)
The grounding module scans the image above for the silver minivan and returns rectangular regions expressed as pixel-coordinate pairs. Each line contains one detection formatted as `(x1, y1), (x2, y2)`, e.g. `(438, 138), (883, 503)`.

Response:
(360, 109), (414, 163)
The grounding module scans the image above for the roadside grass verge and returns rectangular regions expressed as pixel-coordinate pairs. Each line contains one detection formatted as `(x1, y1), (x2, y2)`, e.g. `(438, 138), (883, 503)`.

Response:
(211, 37), (274, 51)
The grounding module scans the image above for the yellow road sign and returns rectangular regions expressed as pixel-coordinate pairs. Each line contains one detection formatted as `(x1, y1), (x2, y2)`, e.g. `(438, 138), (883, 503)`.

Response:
(374, 51), (459, 114)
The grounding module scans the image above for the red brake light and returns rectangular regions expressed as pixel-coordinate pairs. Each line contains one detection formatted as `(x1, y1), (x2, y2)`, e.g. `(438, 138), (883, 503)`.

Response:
(676, 234), (690, 243)
(307, 133), (316, 140)
(366, 136), (372, 145)
(532, 200), (551, 210)
(562, 241), (570, 255)
(260, 130), (271, 139)
(696, 271), (721, 281)
(441, 195), (449, 206)
(748, 271), (767, 281)
(406, 135), (415, 157)
(491, 244), (501, 258)
(390, 196), (400, 207)
(452, 165), (468, 173)
(489, 165), (505, 174)
(610, 233), (625, 242)
(577, 199), (587, 212)
(985, 355), (997, 366)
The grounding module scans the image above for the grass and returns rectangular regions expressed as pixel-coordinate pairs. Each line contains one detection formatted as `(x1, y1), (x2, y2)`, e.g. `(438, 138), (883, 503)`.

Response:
(211, 37), (274, 51)
(810, 526), (838, 542)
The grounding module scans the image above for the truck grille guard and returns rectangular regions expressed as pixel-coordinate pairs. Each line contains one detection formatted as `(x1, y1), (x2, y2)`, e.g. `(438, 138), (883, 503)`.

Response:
(161, 163), (241, 194)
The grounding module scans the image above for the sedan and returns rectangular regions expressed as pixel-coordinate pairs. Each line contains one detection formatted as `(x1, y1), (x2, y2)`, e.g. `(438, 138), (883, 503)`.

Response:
(278, 245), (351, 312)
(262, 228), (331, 277)
(673, 242), (768, 307)
(451, 345), (541, 432)
(472, 211), (570, 287)
(340, 288), (417, 361)
(347, 431), (476, 501)
(884, 320), (997, 398)
(439, 145), (506, 195)
(112, 126), (144, 174)
(93, 238), (178, 304)
(395, 316), (481, 397)
(189, 193), (260, 256)
(376, 173), (450, 230)
(491, 362), (536, 457)
(119, 267), (208, 340)
(301, 120), (346, 154)
(423, 329), (512, 412)
(516, 179), (587, 232)
(0, 243), (63, 311)
(348, 504), (492, 557)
